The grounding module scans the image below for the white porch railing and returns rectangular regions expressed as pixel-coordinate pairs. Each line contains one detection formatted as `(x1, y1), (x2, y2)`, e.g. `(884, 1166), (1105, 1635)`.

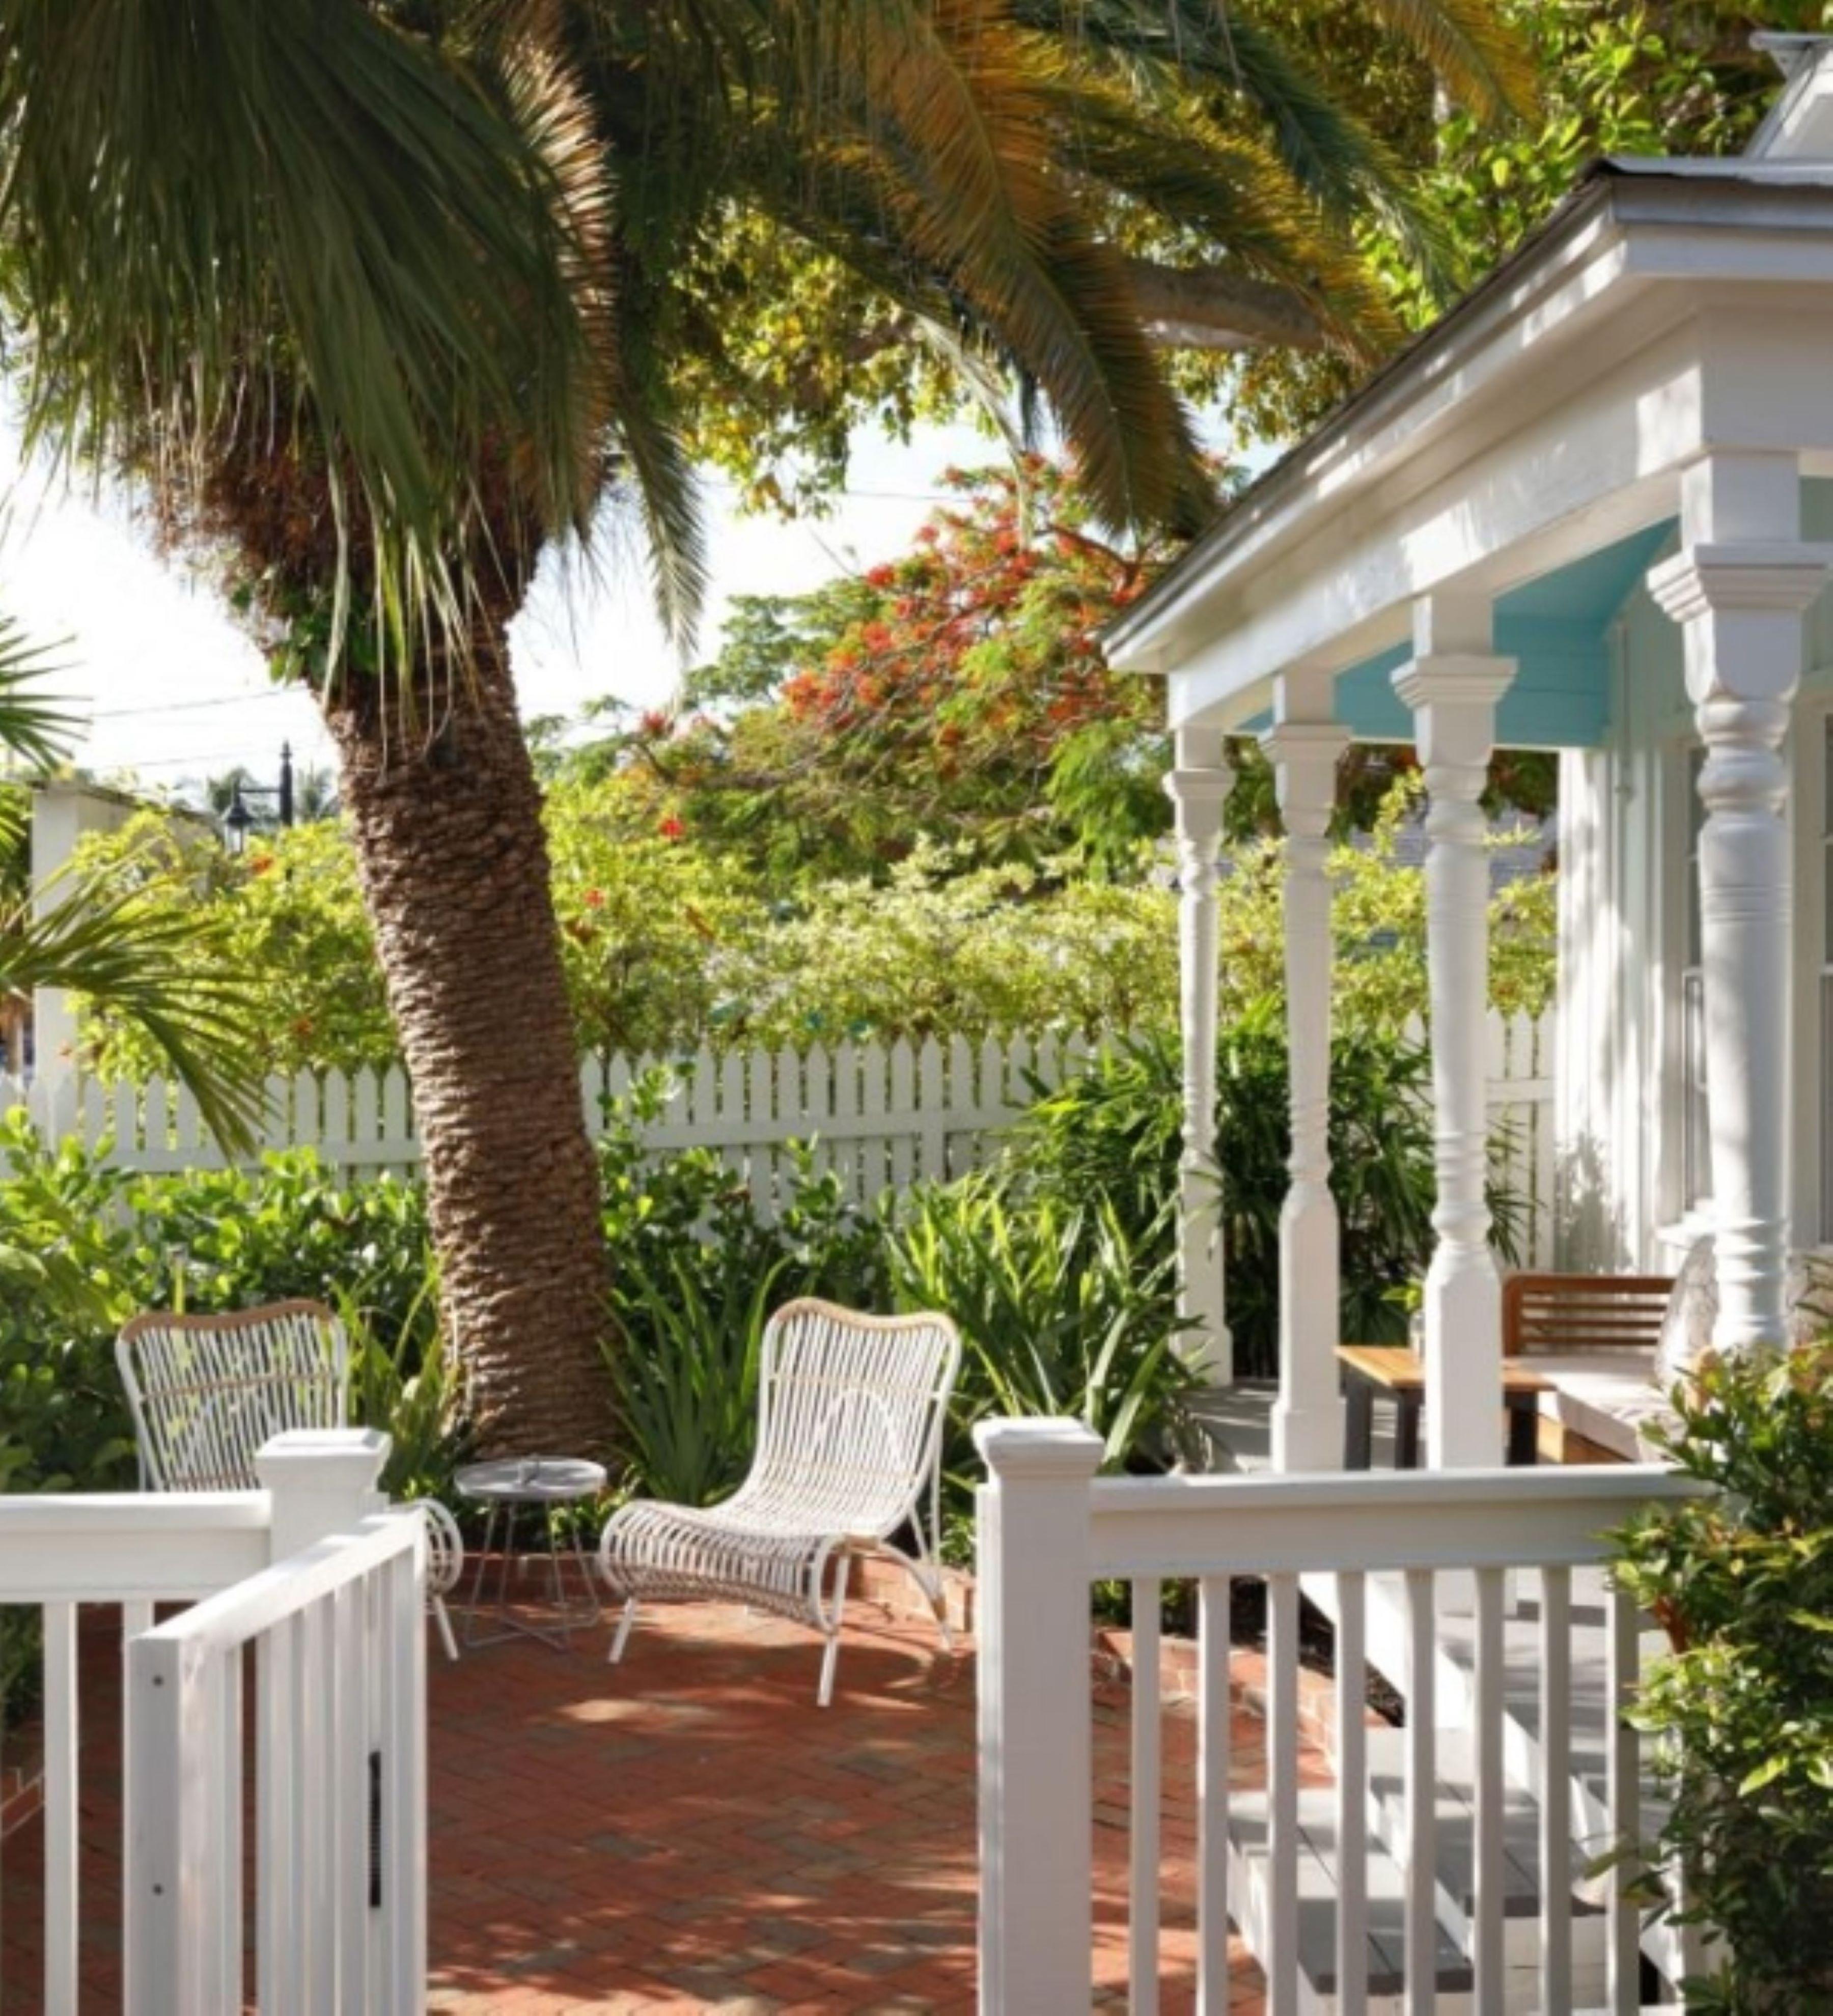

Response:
(0, 1428), (425, 2015)
(975, 1420), (1701, 2014)
(126, 1507), (426, 2013)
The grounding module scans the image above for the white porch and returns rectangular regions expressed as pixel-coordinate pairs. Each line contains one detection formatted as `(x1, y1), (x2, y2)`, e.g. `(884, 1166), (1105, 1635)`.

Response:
(970, 35), (1833, 2016)
(1116, 80), (1833, 1472)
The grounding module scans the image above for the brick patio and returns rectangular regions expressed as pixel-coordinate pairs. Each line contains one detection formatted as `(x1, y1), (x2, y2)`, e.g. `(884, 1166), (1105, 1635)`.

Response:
(3, 1588), (1301, 2012)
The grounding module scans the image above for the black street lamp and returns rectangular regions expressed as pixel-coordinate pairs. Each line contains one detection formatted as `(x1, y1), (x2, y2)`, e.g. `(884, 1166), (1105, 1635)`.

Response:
(222, 743), (296, 855)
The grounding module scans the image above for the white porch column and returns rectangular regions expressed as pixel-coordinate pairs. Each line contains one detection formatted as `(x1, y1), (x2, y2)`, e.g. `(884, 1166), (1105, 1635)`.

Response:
(1394, 597), (1515, 1469)
(1263, 674), (1347, 1472)
(1165, 725), (1233, 1385)
(1648, 451), (1833, 1353)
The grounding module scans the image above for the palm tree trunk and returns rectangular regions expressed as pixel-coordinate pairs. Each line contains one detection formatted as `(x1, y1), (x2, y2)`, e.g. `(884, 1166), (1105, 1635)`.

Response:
(322, 625), (609, 1457)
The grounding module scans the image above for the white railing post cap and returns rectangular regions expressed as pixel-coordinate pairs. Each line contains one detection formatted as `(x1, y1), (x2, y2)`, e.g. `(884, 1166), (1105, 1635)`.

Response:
(255, 1427), (392, 1560)
(974, 1417), (1104, 1478)
(254, 1426), (391, 1492)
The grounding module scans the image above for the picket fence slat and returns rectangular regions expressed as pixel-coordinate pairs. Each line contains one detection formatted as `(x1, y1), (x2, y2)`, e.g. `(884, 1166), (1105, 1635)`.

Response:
(0, 1016), (1557, 1247)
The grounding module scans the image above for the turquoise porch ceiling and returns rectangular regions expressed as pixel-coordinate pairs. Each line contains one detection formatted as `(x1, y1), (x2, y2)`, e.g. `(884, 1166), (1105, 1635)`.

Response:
(1242, 519), (1677, 748)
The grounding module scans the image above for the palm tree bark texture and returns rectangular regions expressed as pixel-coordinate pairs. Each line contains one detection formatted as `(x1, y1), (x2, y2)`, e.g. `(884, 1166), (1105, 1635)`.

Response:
(325, 640), (610, 1457)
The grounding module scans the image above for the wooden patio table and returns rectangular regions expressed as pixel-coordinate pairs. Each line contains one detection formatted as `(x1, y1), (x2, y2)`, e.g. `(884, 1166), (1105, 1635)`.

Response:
(1336, 1343), (1549, 1470)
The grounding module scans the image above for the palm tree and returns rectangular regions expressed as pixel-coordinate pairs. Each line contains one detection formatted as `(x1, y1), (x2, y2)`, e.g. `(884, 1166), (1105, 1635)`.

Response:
(0, 0), (1530, 1453)
(0, 624), (261, 1145)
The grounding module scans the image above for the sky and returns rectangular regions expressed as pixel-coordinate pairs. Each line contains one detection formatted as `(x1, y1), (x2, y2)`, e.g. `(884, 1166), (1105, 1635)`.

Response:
(0, 416), (999, 804)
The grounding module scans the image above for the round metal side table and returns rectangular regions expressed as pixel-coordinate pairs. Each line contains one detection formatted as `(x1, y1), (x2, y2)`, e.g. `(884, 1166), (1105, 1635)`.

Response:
(456, 1457), (607, 1651)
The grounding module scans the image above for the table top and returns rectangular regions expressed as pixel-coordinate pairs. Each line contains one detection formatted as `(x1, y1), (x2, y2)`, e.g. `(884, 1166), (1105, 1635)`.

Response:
(1337, 1343), (1551, 1396)
(456, 1457), (608, 1504)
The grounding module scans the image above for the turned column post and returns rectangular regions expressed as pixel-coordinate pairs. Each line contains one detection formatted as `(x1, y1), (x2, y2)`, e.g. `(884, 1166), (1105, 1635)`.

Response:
(1395, 596), (1515, 1469)
(1165, 726), (1234, 1385)
(1263, 674), (1348, 1472)
(1648, 451), (1833, 1353)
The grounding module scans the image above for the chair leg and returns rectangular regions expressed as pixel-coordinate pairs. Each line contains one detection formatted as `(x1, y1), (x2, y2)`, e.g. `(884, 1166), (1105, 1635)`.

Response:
(817, 1556), (851, 1709)
(432, 1593), (460, 1664)
(609, 1597), (637, 1666)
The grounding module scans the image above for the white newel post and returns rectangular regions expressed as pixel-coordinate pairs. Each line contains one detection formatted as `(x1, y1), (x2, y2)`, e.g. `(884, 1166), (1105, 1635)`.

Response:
(975, 1417), (1101, 2015)
(1263, 676), (1348, 1472)
(1395, 597), (1515, 1468)
(1648, 451), (1833, 1352)
(256, 1427), (391, 1559)
(1166, 725), (1234, 1385)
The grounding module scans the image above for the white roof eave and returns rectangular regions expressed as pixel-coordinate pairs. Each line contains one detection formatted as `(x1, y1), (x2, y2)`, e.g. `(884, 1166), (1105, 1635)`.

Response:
(1109, 164), (1833, 715)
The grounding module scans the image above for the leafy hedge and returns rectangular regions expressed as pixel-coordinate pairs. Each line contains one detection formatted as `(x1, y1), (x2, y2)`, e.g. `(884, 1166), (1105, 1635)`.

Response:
(1614, 1345), (1833, 2012)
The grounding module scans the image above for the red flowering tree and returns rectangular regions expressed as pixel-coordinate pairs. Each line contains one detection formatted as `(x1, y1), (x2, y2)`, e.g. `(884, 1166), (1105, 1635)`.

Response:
(558, 455), (1556, 881)
(583, 458), (1189, 881)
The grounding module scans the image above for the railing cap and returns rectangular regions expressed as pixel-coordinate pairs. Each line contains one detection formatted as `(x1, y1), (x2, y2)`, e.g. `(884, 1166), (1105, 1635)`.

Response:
(975, 1417), (1104, 1479)
(253, 1426), (390, 1493)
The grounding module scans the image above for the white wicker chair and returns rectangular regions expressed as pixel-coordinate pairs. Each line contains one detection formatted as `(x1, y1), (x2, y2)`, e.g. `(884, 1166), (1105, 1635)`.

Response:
(116, 1299), (464, 1661)
(599, 1298), (962, 1705)
(117, 1300), (349, 1492)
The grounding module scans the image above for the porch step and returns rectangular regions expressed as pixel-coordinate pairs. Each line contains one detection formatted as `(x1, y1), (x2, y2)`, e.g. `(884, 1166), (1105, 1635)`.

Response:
(1227, 1733), (1609, 2010)
(1227, 1789), (1470, 2010)
(1331, 1571), (1687, 1994)
(1226, 1782), (1613, 2016)
(1363, 1728), (1605, 1950)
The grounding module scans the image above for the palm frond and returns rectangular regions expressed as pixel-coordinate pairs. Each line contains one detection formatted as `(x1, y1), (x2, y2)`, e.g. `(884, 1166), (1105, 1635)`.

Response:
(1, 864), (265, 1154)
(0, 0), (604, 665)
(0, 617), (75, 775)
(1356, 0), (1540, 125)
(1033, 64), (1404, 357)
(1015, 0), (1464, 301)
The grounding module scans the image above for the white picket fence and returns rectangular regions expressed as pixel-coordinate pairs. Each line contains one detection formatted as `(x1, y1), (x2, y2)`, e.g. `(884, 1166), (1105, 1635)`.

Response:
(2, 1013), (1558, 1258)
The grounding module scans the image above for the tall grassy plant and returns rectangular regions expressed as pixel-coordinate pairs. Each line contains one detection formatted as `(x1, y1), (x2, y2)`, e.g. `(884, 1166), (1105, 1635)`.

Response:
(597, 1078), (891, 1505)
(1015, 1005), (1526, 1379)
(886, 1177), (1197, 1529)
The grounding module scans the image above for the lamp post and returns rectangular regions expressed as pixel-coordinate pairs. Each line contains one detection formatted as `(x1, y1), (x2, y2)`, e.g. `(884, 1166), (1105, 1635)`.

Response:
(222, 743), (296, 855)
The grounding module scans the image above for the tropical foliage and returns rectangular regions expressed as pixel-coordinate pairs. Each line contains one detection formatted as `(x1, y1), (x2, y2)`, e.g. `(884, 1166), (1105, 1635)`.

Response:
(1012, 1007), (1528, 1378)
(1613, 1342), (1833, 2012)
(0, 627), (264, 1142)
(557, 459), (1189, 878)
(1229, 0), (1797, 441)
(74, 771), (1555, 1075)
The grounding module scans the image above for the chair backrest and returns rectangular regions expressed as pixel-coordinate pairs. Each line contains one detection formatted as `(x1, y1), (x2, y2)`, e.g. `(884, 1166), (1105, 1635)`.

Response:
(117, 1300), (349, 1491)
(1501, 1272), (1675, 1358)
(749, 1299), (961, 1539)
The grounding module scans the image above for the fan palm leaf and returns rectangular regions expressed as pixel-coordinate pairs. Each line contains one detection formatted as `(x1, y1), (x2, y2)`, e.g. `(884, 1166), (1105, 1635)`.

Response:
(0, 865), (264, 1153)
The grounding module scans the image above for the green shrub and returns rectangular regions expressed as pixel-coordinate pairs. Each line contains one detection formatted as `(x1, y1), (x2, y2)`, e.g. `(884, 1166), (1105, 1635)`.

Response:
(1613, 1343), (1833, 2012)
(1013, 1005), (1525, 1379)
(885, 1176), (1197, 1542)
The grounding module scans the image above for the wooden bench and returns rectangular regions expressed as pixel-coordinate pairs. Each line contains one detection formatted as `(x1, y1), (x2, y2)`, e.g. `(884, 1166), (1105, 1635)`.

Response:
(1501, 1272), (1676, 1463)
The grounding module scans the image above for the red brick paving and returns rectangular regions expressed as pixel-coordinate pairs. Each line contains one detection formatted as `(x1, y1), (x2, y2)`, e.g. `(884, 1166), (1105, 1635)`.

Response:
(3, 1592), (1298, 2012)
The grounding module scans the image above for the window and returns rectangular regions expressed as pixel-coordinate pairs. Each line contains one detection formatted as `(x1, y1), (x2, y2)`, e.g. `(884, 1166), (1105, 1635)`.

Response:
(1682, 746), (1711, 1214)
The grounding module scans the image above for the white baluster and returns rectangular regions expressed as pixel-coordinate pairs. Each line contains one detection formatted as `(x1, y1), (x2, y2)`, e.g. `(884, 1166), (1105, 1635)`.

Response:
(1539, 1565), (1573, 2016)
(1196, 1574), (1231, 2016)
(1129, 1577), (1162, 2016)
